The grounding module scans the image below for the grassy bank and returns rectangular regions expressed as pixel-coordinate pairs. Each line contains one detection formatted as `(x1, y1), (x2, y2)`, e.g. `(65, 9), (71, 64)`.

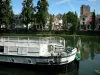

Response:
(0, 33), (100, 38)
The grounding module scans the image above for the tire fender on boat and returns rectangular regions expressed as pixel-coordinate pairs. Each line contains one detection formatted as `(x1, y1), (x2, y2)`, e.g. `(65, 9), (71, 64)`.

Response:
(49, 60), (54, 65)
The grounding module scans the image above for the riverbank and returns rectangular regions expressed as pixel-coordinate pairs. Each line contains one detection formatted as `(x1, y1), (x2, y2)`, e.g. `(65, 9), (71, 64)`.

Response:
(0, 34), (100, 38)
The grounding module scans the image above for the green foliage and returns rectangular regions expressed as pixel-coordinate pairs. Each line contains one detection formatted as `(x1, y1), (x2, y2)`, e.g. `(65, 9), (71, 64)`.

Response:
(66, 11), (75, 23)
(62, 13), (67, 30)
(91, 10), (96, 31)
(21, 0), (34, 29)
(0, 0), (5, 26)
(0, 0), (13, 29)
(49, 14), (54, 31)
(62, 11), (79, 34)
(69, 11), (79, 34)
(73, 11), (79, 34)
(36, 0), (49, 30)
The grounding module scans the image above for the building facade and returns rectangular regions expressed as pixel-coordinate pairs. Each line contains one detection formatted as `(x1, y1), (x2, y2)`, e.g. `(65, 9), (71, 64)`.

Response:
(95, 14), (100, 31)
(53, 14), (63, 30)
(44, 14), (63, 31)
(80, 5), (92, 31)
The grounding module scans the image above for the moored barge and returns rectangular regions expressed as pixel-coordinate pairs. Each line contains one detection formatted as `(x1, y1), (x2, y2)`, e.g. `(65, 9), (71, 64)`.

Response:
(0, 36), (77, 69)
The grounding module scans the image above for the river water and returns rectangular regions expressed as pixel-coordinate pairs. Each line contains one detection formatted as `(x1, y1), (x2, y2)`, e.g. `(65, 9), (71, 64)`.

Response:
(0, 36), (100, 75)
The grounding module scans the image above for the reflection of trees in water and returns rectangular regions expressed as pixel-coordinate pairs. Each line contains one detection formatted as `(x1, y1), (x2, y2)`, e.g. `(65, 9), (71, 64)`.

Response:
(89, 42), (95, 60)
(81, 39), (100, 60)
(64, 36), (100, 60)
(81, 44), (89, 60)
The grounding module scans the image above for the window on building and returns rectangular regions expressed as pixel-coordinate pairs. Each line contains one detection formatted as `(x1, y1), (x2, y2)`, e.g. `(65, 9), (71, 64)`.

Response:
(83, 22), (85, 25)
(83, 18), (85, 21)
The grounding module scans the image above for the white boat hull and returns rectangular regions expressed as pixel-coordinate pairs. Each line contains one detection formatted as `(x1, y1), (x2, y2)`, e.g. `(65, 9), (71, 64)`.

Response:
(0, 48), (77, 65)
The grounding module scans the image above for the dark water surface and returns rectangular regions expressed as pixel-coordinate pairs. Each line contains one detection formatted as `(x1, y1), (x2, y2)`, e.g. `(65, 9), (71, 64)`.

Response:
(0, 36), (100, 75)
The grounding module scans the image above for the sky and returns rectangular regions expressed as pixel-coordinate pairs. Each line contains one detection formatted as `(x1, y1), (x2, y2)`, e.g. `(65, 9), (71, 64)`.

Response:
(11, 0), (100, 17)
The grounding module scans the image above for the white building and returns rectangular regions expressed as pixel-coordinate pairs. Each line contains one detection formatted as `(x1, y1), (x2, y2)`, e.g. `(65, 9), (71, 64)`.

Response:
(53, 14), (63, 30)
(44, 14), (63, 31)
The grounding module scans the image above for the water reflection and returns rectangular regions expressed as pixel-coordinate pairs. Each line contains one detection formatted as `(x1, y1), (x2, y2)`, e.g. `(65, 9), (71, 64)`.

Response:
(80, 38), (100, 60)
(0, 68), (79, 75)
(64, 36), (100, 75)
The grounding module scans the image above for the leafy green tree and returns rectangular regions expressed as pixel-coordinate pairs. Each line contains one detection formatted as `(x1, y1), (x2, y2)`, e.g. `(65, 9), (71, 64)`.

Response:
(5, 0), (13, 28)
(66, 11), (75, 23)
(49, 14), (54, 31)
(9, 10), (14, 29)
(62, 13), (67, 30)
(36, 0), (49, 30)
(90, 42), (95, 60)
(0, 0), (13, 30)
(0, 0), (4, 31)
(66, 11), (79, 34)
(91, 10), (96, 31)
(21, 0), (34, 30)
(73, 11), (79, 34)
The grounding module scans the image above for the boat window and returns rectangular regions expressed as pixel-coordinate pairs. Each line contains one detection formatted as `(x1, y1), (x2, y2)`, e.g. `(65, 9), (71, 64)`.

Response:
(0, 46), (4, 52)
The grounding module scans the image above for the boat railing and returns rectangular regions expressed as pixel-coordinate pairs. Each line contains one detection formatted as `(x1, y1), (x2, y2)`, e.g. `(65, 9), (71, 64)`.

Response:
(0, 36), (65, 47)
